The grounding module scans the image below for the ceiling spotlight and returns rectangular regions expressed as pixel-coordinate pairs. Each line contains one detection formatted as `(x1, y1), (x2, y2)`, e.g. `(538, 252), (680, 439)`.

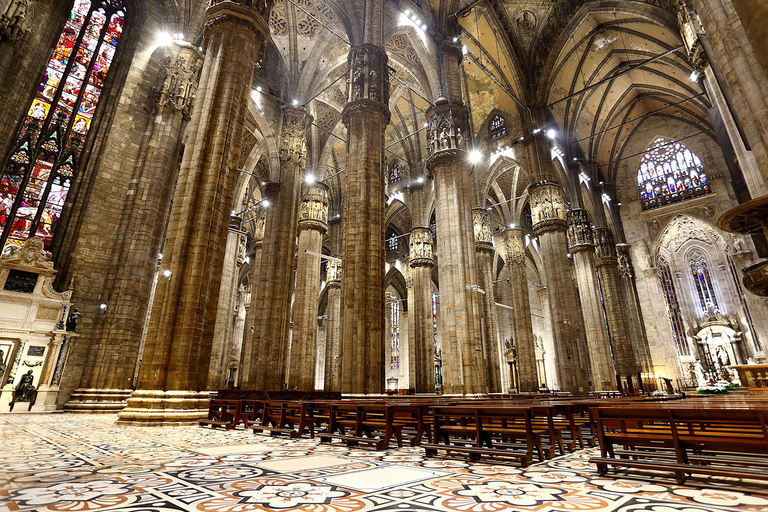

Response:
(509, 223), (516, 229)
(262, 199), (271, 208)
(157, 31), (173, 47)
(256, 86), (262, 92)
(158, 253), (163, 260)
(468, 150), (483, 164)
(546, 129), (556, 140)
(163, 270), (173, 278)
(99, 302), (108, 311)
(573, 157), (578, 161)
(416, 177), (425, 184)
(305, 174), (316, 184)
(689, 70), (699, 83)
(292, 99), (299, 106)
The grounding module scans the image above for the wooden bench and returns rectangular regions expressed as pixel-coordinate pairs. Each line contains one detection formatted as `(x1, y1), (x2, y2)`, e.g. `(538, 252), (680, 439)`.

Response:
(318, 403), (403, 450)
(590, 406), (768, 483)
(199, 390), (266, 429)
(423, 406), (545, 466)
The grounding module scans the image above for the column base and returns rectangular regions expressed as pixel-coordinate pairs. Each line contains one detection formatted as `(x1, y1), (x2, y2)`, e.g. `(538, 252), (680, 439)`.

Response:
(63, 388), (133, 413)
(116, 390), (211, 426)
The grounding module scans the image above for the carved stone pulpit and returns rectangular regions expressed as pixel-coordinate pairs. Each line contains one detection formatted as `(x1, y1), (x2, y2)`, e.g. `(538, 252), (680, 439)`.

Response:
(0, 237), (74, 412)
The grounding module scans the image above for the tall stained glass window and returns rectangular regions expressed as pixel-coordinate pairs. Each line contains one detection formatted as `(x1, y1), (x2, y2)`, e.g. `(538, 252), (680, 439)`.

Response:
(689, 251), (720, 314)
(0, 0), (126, 252)
(490, 115), (507, 139)
(658, 256), (689, 356)
(638, 138), (710, 211)
(390, 299), (400, 370)
(389, 163), (401, 185)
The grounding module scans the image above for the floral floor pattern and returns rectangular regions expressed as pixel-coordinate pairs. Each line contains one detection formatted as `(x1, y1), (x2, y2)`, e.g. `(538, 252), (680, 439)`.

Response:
(1, 414), (767, 511)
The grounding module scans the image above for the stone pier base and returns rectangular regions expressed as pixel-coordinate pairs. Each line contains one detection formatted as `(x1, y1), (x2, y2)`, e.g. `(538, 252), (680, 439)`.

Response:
(63, 388), (133, 413)
(116, 390), (210, 426)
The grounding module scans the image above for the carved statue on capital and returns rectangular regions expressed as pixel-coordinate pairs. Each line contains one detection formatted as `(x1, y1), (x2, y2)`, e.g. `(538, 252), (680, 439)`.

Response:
(279, 107), (312, 165)
(503, 229), (526, 266)
(426, 102), (470, 166)
(473, 209), (493, 249)
(566, 209), (595, 252)
(253, 208), (266, 245)
(673, 0), (707, 70)
(0, 0), (33, 44)
(594, 228), (618, 262)
(409, 228), (434, 267)
(327, 260), (342, 287)
(616, 244), (635, 279)
(298, 184), (329, 232)
(529, 181), (566, 233)
(158, 43), (203, 117)
(344, 45), (390, 119)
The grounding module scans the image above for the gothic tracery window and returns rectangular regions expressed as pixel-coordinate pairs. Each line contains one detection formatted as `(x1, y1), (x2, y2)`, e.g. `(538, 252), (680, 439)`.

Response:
(490, 115), (507, 140)
(689, 251), (720, 315)
(0, 0), (126, 252)
(638, 138), (710, 211)
(658, 256), (689, 356)
(389, 163), (401, 185)
(390, 299), (400, 370)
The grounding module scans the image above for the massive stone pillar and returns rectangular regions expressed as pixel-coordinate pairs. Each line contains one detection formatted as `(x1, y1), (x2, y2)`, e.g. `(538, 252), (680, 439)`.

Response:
(501, 228), (538, 392)
(324, 259), (342, 391)
(473, 209), (502, 393)
(427, 100), (486, 394)
(617, 244), (654, 381)
(116, 1), (273, 425)
(340, 45), (390, 394)
(595, 228), (640, 392)
(65, 42), (202, 413)
(529, 181), (590, 393)
(246, 107), (312, 390)
(566, 209), (616, 391)
(287, 182), (328, 390)
(208, 216), (247, 389)
(239, 209), (265, 386)
(409, 227), (436, 393)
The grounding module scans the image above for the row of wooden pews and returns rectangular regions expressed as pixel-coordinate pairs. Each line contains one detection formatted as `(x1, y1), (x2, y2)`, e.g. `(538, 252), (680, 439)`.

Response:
(588, 396), (768, 483)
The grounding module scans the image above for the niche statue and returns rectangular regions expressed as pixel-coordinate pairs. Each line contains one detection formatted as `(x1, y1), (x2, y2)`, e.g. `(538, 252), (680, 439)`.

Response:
(66, 307), (82, 332)
(10, 370), (37, 411)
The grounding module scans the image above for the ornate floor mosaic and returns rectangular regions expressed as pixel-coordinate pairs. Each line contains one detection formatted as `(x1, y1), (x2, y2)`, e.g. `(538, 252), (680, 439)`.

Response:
(1, 414), (767, 511)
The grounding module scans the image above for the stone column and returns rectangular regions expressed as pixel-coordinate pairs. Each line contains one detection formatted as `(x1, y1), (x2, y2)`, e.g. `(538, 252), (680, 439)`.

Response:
(245, 107), (312, 390)
(473, 208), (502, 393)
(287, 182), (328, 390)
(238, 208), (265, 385)
(427, 100), (486, 394)
(208, 216), (246, 389)
(529, 181), (590, 393)
(323, 259), (342, 391)
(64, 42), (203, 412)
(566, 209), (616, 391)
(617, 244), (654, 380)
(595, 228), (640, 392)
(340, 45), (390, 394)
(409, 227), (436, 393)
(117, 1), (273, 425)
(501, 228), (538, 392)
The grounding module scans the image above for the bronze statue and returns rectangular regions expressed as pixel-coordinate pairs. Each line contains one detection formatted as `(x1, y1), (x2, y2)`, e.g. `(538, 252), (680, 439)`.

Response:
(14, 370), (35, 402)
(66, 307), (82, 332)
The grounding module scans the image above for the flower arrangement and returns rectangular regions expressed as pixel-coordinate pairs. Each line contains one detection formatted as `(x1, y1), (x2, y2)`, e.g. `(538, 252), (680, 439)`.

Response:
(651, 390), (669, 397)
(696, 380), (737, 395)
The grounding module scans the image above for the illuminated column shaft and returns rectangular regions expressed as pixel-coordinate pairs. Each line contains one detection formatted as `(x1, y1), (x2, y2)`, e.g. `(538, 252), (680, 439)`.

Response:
(288, 183), (328, 390)
(595, 228), (640, 387)
(474, 208), (502, 393)
(323, 259), (342, 390)
(409, 227), (436, 393)
(617, 244), (654, 377)
(502, 228), (538, 392)
(567, 209), (617, 391)
(76, 43), (202, 400)
(119, 2), (273, 424)
(340, 45), (390, 394)
(246, 107), (313, 389)
(529, 180), (590, 393)
(239, 209), (265, 385)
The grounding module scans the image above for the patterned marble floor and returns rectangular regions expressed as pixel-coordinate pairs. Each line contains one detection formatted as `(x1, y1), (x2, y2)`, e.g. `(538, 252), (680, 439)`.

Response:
(1, 414), (767, 512)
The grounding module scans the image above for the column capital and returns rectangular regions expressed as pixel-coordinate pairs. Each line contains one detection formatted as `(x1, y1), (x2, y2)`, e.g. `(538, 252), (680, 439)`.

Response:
(673, 0), (707, 71)
(594, 227), (618, 265)
(342, 44), (391, 124)
(529, 181), (567, 235)
(616, 243), (635, 279)
(157, 42), (203, 117)
(298, 182), (328, 233)
(566, 208), (595, 253)
(426, 101), (470, 171)
(279, 106), (312, 165)
(502, 228), (526, 265)
(327, 260), (342, 288)
(205, 0), (272, 42)
(253, 208), (266, 245)
(409, 227), (435, 268)
(473, 208), (494, 252)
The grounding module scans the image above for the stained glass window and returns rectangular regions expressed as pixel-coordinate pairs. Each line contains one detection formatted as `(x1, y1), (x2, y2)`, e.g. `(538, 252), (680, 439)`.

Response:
(490, 115), (507, 139)
(389, 163), (401, 185)
(658, 256), (689, 356)
(432, 290), (438, 355)
(390, 299), (400, 370)
(638, 138), (710, 211)
(0, 0), (126, 252)
(689, 251), (720, 314)
(387, 235), (399, 252)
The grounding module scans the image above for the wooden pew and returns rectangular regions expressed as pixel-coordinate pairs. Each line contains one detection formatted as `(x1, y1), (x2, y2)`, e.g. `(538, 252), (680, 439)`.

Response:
(318, 403), (403, 450)
(199, 390), (266, 429)
(590, 405), (768, 483)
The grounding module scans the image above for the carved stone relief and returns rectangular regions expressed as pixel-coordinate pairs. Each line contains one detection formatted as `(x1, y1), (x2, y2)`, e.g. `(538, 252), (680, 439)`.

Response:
(409, 227), (434, 267)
